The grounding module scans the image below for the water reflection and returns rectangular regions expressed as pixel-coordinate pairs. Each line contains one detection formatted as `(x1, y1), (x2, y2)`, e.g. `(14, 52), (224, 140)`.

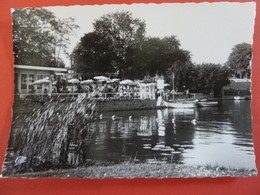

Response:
(86, 100), (255, 169)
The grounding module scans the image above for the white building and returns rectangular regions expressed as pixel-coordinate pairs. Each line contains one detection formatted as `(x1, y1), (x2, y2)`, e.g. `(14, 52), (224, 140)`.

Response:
(139, 83), (156, 99)
(14, 65), (67, 94)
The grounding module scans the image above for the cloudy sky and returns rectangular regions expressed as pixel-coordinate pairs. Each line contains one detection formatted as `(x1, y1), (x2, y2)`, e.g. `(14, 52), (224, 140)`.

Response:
(46, 2), (256, 66)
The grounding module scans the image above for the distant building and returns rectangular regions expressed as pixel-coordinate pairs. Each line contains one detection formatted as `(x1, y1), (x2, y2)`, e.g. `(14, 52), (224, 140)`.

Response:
(222, 78), (251, 99)
(14, 65), (67, 94)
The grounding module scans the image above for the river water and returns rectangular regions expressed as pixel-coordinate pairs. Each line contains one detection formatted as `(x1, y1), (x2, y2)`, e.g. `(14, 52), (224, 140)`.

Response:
(86, 100), (256, 169)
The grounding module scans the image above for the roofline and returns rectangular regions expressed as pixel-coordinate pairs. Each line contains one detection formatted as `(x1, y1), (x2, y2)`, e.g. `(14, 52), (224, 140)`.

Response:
(14, 64), (68, 72)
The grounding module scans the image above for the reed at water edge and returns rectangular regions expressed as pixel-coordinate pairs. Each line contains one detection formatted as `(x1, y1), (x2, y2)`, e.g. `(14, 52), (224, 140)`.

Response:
(3, 93), (97, 176)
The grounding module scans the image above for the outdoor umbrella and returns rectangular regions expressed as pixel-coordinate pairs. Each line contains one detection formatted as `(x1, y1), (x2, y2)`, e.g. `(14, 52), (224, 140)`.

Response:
(128, 82), (138, 86)
(31, 77), (52, 94)
(80, 79), (94, 85)
(68, 78), (80, 84)
(111, 78), (120, 82)
(68, 78), (80, 93)
(31, 77), (51, 85)
(106, 78), (120, 84)
(119, 79), (134, 85)
(94, 76), (109, 81)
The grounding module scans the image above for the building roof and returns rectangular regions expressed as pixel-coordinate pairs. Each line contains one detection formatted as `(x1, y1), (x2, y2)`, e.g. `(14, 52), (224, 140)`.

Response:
(223, 79), (251, 90)
(14, 65), (67, 72)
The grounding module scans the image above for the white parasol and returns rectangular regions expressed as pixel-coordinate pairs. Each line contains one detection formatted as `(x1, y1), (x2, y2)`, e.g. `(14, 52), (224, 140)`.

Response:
(119, 79), (134, 85)
(80, 79), (94, 85)
(111, 78), (120, 82)
(107, 78), (121, 84)
(94, 76), (109, 81)
(31, 77), (51, 85)
(68, 78), (80, 84)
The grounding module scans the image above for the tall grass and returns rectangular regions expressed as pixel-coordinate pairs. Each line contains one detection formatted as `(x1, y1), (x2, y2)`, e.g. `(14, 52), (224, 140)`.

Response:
(3, 94), (96, 175)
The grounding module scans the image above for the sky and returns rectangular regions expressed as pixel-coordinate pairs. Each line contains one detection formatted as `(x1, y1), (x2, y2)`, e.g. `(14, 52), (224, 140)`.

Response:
(46, 2), (256, 67)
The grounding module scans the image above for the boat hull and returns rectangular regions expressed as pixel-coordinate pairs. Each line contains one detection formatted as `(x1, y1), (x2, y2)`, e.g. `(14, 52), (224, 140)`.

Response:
(163, 100), (195, 108)
(196, 101), (218, 107)
(234, 96), (247, 100)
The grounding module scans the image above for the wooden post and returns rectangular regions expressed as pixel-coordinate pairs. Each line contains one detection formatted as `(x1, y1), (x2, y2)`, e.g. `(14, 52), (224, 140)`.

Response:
(172, 72), (175, 100)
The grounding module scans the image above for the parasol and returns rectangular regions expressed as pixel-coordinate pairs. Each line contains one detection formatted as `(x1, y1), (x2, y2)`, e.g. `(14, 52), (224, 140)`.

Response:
(119, 79), (134, 85)
(80, 79), (94, 85)
(93, 76), (109, 81)
(31, 77), (51, 85)
(68, 78), (80, 84)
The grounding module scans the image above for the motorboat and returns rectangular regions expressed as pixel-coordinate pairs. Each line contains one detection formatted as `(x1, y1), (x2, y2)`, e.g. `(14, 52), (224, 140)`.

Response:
(194, 98), (219, 107)
(234, 96), (247, 100)
(162, 99), (195, 108)
(196, 101), (219, 107)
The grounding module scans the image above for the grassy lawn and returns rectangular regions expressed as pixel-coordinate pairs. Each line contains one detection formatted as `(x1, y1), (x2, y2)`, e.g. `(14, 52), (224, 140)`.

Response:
(6, 162), (257, 178)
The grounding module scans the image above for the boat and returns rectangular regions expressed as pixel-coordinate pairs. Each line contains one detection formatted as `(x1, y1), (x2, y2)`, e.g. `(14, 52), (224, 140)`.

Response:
(162, 99), (195, 108)
(196, 101), (219, 107)
(234, 96), (247, 100)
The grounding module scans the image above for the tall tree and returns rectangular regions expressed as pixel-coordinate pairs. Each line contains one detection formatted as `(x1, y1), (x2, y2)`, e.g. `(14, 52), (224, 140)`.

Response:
(12, 8), (78, 67)
(192, 63), (231, 97)
(226, 43), (252, 78)
(72, 11), (191, 84)
(71, 32), (115, 74)
(93, 11), (146, 77)
(131, 36), (184, 79)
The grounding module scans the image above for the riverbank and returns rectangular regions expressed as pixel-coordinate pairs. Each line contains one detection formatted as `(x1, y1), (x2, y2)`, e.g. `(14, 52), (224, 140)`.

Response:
(6, 162), (257, 178)
(13, 97), (164, 114)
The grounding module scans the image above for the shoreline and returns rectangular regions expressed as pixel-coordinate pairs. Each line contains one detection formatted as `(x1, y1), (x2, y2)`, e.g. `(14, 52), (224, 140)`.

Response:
(4, 162), (257, 178)
(13, 96), (252, 114)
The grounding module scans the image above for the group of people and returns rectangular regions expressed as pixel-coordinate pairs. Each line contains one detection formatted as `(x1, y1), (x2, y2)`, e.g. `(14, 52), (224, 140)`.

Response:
(54, 78), (140, 99)
(158, 88), (191, 100)
(84, 84), (140, 99)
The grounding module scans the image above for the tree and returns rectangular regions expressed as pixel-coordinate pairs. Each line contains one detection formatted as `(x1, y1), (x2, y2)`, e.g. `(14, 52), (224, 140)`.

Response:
(93, 11), (146, 77)
(71, 32), (116, 75)
(165, 48), (193, 91)
(72, 11), (191, 83)
(226, 43), (252, 78)
(12, 8), (78, 67)
(192, 63), (231, 97)
(131, 36), (189, 82)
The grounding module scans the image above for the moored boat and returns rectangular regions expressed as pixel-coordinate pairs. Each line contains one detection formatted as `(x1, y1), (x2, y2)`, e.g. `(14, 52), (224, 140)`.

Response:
(234, 96), (247, 100)
(196, 101), (219, 107)
(162, 99), (195, 108)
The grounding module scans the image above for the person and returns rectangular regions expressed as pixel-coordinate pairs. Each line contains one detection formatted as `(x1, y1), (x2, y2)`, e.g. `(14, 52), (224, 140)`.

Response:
(56, 77), (61, 93)
(119, 87), (124, 99)
(77, 83), (82, 93)
(129, 87), (134, 99)
(166, 89), (171, 100)
(107, 85), (112, 99)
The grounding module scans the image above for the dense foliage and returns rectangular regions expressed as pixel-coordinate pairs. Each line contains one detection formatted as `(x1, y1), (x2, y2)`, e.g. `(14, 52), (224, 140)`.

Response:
(226, 43), (252, 78)
(71, 11), (235, 96)
(191, 63), (231, 97)
(13, 8), (78, 67)
(71, 11), (193, 89)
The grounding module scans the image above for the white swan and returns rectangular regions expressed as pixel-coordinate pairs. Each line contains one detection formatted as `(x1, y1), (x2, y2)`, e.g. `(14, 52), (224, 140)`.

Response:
(191, 119), (197, 125)
(112, 115), (117, 120)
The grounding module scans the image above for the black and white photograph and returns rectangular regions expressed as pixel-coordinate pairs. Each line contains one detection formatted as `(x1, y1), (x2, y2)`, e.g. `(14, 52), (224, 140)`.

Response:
(2, 2), (257, 178)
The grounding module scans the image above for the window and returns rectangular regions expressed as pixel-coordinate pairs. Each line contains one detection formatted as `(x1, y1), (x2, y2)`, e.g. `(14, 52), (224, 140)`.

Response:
(28, 74), (35, 90)
(37, 75), (43, 80)
(21, 74), (27, 89)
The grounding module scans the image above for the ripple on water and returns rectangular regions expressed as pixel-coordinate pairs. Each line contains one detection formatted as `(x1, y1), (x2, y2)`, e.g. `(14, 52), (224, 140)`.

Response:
(84, 101), (255, 169)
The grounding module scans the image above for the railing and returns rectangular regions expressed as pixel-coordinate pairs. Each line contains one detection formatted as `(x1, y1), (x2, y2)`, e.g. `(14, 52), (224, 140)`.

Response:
(15, 92), (143, 100)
